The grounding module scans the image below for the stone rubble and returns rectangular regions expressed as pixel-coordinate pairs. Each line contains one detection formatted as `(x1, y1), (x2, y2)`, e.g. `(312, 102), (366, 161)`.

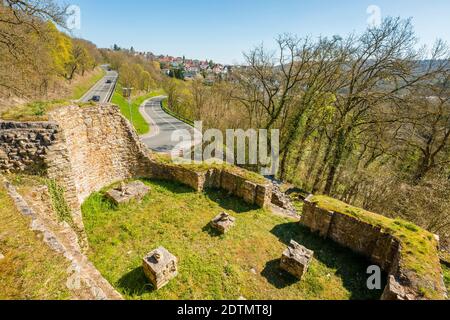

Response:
(106, 181), (150, 205)
(210, 212), (236, 234)
(280, 240), (314, 280)
(143, 247), (178, 290)
(268, 179), (298, 218)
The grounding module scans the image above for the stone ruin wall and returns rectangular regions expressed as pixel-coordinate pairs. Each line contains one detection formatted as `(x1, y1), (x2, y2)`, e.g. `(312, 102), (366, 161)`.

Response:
(0, 121), (60, 174)
(147, 162), (272, 208)
(47, 105), (153, 205)
(1, 104), (272, 231)
(300, 197), (447, 300)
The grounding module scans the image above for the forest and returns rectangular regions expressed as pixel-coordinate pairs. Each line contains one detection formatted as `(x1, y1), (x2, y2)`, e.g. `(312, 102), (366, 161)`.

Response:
(0, 0), (160, 110)
(162, 19), (450, 247)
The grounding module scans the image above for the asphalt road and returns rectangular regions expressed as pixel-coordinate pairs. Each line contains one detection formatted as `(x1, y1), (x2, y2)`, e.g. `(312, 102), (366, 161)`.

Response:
(140, 96), (200, 154)
(79, 70), (118, 103)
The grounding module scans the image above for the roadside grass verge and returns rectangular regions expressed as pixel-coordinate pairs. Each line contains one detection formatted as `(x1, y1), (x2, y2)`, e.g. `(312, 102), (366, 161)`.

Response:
(82, 179), (383, 300)
(0, 183), (71, 300)
(112, 86), (165, 135)
(70, 67), (106, 100)
(161, 98), (195, 126)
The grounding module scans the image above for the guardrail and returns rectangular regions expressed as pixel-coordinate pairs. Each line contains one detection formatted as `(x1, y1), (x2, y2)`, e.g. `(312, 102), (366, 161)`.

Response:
(160, 98), (195, 127)
(105, 75), (118, 103)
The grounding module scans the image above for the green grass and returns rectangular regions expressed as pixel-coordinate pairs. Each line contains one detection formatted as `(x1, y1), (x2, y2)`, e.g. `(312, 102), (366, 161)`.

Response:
(0, 99), (70, 121)
(309, 195), (443, 299)
(112, 86), (165, 135)
(82, 179), (383, 300)
(44, 179), (73, 225)
(71, 68), (106, 100)
(0, 183), (72, 300)
(442, 265), (450, 294)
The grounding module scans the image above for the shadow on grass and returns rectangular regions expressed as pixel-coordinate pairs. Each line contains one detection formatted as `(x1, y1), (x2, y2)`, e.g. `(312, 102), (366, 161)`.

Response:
(141, 178), (196, 194)
(261, 259), (299, 289)
(270, 223), (385, 300)
(202, 223), (223, 237)
(117, 267), (155, 296)
(204, 189), (258, 214)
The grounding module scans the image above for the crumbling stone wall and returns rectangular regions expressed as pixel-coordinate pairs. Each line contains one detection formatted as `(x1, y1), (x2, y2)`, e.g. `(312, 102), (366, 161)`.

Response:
(300, 196), (447, 300)
(48, 105), (152, 205)
(0, 121), (59, 173)
(146, 161), (272, 208)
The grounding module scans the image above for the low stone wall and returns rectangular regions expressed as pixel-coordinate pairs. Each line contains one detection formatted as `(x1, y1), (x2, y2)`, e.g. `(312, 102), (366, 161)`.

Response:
(0, 121), (59, 173)
(146, 161), (272, 208)
(300, 196), (447, 300)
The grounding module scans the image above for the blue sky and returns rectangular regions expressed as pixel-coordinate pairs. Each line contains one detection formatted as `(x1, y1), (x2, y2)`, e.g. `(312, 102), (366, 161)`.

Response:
(61, 0), (450, 64)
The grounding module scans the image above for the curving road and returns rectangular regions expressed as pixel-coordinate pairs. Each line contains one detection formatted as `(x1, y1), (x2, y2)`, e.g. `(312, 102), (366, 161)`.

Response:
(79, 69), (118, 103)
(140, 96), (200, 154)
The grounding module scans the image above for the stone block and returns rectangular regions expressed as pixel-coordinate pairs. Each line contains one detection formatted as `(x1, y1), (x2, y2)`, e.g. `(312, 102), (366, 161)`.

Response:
(210, 212), (236, 234)
(106, 181), (150, 205)
(280, 240), (314, 280)
(255, 184), (272, 208)
(142, 247), (178, 290)
(237, 180), (257, 205)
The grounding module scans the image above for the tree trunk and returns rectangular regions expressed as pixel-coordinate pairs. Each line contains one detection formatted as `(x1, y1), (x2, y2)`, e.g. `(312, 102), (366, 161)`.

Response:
(324, 128), (347, 195)
(312, 136), (333, 193)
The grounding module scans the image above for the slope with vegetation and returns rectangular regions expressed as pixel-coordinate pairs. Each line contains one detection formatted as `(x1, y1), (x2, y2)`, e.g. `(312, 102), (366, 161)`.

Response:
(0, 1), (105, 110)
(160, 18), (450, 249)
(0, 182), (71, 300)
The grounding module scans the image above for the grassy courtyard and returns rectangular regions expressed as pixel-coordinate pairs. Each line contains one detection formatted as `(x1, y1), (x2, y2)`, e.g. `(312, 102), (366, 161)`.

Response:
(82, 179), (384, 300)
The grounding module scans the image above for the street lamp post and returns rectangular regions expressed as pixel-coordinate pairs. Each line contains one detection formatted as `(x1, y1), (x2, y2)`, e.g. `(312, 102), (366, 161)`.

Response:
(122, 87), (134, 127)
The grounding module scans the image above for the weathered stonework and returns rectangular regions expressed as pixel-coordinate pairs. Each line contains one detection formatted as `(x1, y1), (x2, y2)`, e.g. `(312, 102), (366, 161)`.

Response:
(143, 247), (178, 290)
(300, 195), (447, 300)
(280, 240), (314, 280)
(0, 121), (59, 173)
(106, 181), (150, 205)
(210, 212), (236, 234)
(146, 161), (272, 208)
(47, 105), (153, 206)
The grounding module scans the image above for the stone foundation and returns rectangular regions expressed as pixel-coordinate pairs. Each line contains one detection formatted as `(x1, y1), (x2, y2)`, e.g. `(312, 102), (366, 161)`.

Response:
(146, 161), (272, 208)
(280, 240), (314, 280)
(143, 247), (178, 290)
(300, 195), (447, 300)
(210, 212), (236, 234)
